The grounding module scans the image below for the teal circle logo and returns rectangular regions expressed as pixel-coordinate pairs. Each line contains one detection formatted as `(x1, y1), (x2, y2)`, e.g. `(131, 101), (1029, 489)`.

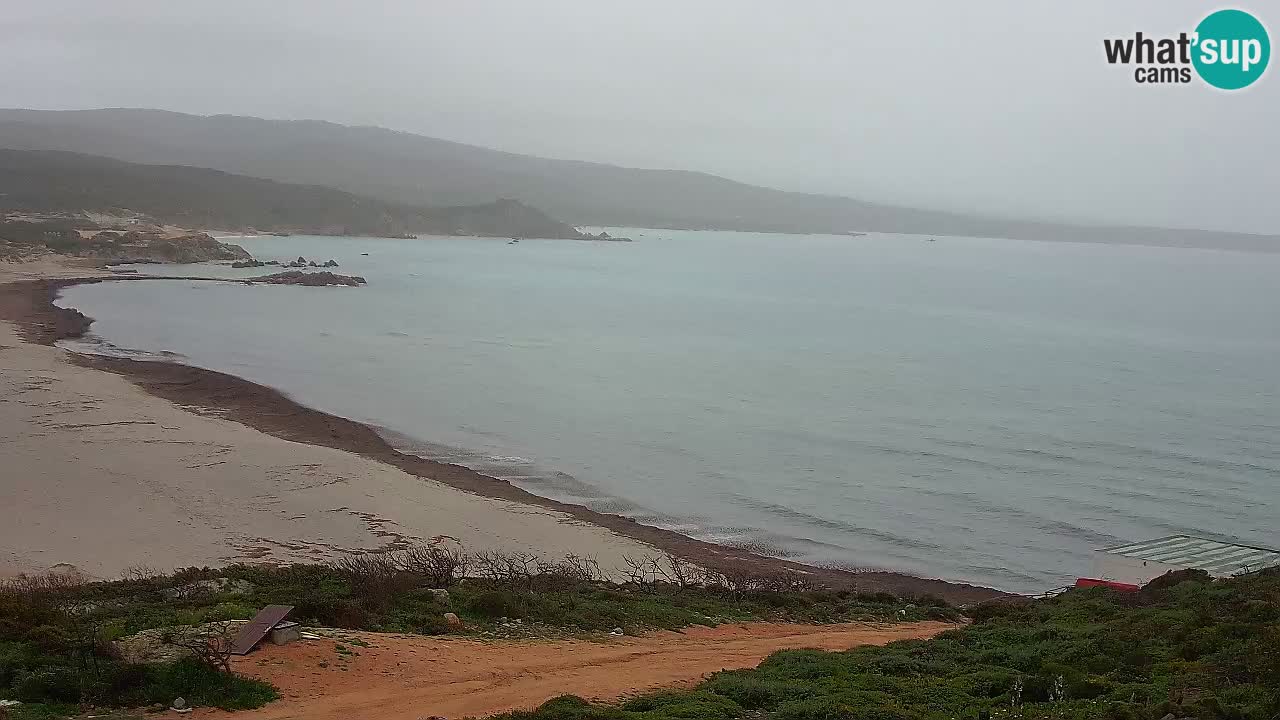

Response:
(1192, 9), (1270, 90)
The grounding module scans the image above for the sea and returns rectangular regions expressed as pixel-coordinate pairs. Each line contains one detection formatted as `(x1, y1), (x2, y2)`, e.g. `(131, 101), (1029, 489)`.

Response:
(55, 229), (1280, 593)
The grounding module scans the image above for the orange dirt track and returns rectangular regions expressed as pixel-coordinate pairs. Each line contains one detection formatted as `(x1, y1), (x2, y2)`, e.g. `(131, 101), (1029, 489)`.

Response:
(214, 621), (955, 719)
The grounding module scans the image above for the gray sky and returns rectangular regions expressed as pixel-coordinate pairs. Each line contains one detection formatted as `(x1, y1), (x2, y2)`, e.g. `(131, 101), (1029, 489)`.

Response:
(2, 1), (1277, 233)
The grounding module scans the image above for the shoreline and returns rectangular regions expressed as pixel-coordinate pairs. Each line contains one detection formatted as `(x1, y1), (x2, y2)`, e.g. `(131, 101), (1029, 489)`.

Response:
(0, 267), (1006, 603)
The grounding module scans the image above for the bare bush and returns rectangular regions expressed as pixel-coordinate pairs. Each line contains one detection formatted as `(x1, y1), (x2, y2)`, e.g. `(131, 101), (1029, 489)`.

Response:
(322, 542), (817, 605)
(471, 550), (541, 589)
(331, 553), (400, 579)
(169, 621), (237, 674)
(620, 553), (722, 591)
(119, 564), (162, 583)
(620, 553), (661, 586)
(659, 554), (698, 588)
(0, 571), (88, 597)
(0, 571), (88, 620)
(470, 550), (504, 583)
(709, 567), (813, 597)
(615, 553), (815, 597)
(534, 554), (602, 587)
(747, 571), (815, 593)
(329, 553), (415, 609)
(396, 544), (470, 588)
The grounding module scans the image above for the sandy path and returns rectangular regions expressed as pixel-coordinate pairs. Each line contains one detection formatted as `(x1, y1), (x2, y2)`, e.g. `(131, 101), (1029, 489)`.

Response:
(223, 621), (953, 719)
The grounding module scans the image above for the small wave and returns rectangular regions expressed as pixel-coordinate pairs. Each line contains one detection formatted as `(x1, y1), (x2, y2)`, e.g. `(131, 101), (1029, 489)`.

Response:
(1029, 432), (1280, 479)
(56, 335), (185, 362)
(720, 491), (952, 553)
(952, 562), (1053, 587)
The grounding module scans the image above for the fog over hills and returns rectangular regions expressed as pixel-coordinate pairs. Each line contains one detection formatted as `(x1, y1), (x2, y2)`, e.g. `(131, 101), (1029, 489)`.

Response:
(0, 148), (581, 239)
(0, 108), (1274, 252)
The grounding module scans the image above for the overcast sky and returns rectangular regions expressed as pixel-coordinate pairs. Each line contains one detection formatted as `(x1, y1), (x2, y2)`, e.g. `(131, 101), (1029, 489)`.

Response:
(2, 1), (1276, 233)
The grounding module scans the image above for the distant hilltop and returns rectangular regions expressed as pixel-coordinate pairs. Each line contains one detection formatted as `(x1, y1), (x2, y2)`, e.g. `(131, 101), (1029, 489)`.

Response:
(0, 148), (583, 240)
(0, 108), (1275, 252)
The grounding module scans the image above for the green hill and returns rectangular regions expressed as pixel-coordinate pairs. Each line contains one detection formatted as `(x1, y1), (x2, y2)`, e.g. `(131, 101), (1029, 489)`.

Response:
(0, 148), (582, 239)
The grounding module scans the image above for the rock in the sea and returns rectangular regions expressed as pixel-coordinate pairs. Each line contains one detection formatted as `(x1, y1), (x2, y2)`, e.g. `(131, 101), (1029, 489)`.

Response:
(443, 612), (463, 629)
(230, 259), (267, 268)
(249, 270), (367, 287)
(323, 259), (339, 267)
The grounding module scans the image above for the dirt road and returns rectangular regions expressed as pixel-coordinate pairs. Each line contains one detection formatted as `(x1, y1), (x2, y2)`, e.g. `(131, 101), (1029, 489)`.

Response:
(220, 621), (954, 719)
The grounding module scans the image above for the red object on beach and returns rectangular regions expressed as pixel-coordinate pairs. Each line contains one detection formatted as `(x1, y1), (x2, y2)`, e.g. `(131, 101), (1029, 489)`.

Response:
(1074, 577), (1140, 593)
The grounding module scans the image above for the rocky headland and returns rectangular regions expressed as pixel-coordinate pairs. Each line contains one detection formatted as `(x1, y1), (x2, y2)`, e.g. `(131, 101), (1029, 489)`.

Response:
(92, 230), (251, 264)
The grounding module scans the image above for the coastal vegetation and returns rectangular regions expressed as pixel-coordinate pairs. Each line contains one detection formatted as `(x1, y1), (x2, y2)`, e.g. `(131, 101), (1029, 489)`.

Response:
(3, 552), (1278, 718)
(495, 567), (1280, 720)
(0, 549), (948, 717)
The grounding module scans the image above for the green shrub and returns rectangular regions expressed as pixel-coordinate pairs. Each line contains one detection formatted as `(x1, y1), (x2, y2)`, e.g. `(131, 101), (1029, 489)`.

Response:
(467, 589), (529, 619)
(774, 696), (924, 720)
(137, 658), (277, 710)
(12, 667), (80, 703)
(620, 690), (740, 720)
(948, 669), (1016, 698)
(20, 627), (70, 654)
(516, 694), (623, 720)
(702, 673), (811, 709)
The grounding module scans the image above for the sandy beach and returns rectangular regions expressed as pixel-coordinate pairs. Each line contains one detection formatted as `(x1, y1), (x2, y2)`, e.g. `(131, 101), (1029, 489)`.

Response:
(0, 257), (657, 579)
(0, 254), (1002, 602)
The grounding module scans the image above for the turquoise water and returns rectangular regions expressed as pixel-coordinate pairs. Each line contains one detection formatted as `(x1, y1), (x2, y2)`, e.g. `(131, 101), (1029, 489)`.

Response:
(58, 230), (1280, 592)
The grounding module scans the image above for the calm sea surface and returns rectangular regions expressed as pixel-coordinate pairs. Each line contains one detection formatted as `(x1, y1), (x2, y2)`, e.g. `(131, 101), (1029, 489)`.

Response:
(58, 230), (1280, 592)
